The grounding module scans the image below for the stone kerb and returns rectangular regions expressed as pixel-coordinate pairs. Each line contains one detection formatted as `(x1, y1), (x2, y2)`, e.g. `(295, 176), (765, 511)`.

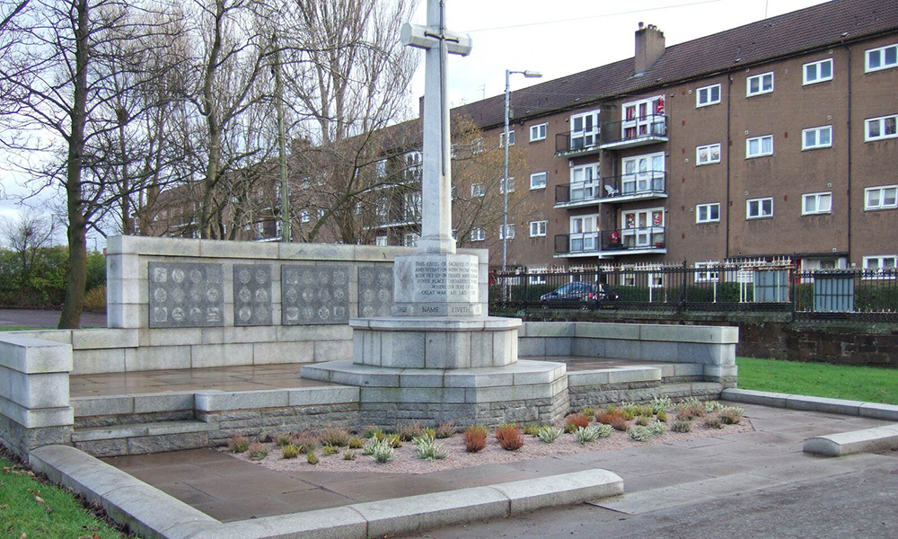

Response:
(0, 334), (74, 459)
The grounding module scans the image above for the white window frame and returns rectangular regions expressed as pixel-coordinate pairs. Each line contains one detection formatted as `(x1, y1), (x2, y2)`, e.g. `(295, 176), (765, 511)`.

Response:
(862, 255), (897, 279)
(865, 114), (898, 141)
(375, 235), (387, 246)
(471, 183), (485, 197)
(746, 135), (773, 158)
(620, 152), (665, 195)
(864, 185), (898, 210)
(621, 208), (665, 248)
(746, 72), (774, 96)
(802, 192), (832, 215)
(803, 58), (833, 85)
(404, 192), (422, 221)
(530, 123), (547, 142)
(569, 110), (600, 149)
(694, 261), (720, 283)
(747, 197), (774, 219)
(696, 84), (721, 107)
(622, 97), (665, 139)
(530, 172), (547, 190)
(696, 143), (721, 165)
(802, 125), (833, 150)
(300, 210), (311, 223)
(375, 159), (387, 178)
(529, 220), (547, 237)
(499, 130), (515, 147)
(499, 223), (515, 240)
(865, 43), (898, 73)
(500, 177), (515, 194)
(569, 162), (599, 202)
(471, 227), (485, 242)
(404, 233), (419, 247)
(696, 203), (720, 223)
(569, 214), (599, 252)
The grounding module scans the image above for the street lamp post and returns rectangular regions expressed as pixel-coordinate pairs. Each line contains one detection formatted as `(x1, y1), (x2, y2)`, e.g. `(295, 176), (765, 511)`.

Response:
(502, 69), (542, 276)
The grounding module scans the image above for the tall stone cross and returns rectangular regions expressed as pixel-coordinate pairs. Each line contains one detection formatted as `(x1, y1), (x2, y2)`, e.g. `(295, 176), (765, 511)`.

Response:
(401, 0), (472, 255)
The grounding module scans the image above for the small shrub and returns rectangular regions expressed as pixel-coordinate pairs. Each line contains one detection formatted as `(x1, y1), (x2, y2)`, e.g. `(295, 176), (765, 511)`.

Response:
(372, 440), (394, 463)
(397, 422), (424, 442)
(463, 425), (488, 453)
(83, 285), (107, 311)
(563, 422), (578, 433)
(719, 406), (744, 425)
(610, 417), (629, 432)
(307, 451), (318, 465)
(677, 404), (706, 420)
(364, 426), (384, 439)
(227, 434), (250, 453)
(619, 403), (638, 421)
(575, 426), (601, 444)
(274, 432), (293, 447)
(650, 396), (672, 414)
(414, 433), (449, 461)
(386, 434), (403, 448)
(537, 425), (563, 443)
(322, 444), (339, 456)
(704, 416), (725, 429)
(523, 424), (541, 436)
(565, 413), (591, 430)
(291, 432), (319, 453)
(635, 415), (651, 427)
(343, 451), (357, 461)
(704, 400), (724, 413)
(649, 422), (667, 436)
(348, 436), (365, 449)
(435, 422), (456, 439)
(281, 444), (301, 459)
(320, 427), (351, 447)
(672, 420), (692, 433)
(361, 438), (378, 456)
(247, 441), (269, 460)
(627, 426), (652, 441)
(594, 423), (614, 438)
(495, 424), (524, 451)
(580, 407), (596, 420)
(597, 410), (627, 426)
(422, 427), (436, 439)
(656, 410), (668, 423)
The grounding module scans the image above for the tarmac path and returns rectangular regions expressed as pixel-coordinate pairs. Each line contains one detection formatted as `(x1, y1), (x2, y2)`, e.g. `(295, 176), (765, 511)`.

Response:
(0, 308), (106, 328)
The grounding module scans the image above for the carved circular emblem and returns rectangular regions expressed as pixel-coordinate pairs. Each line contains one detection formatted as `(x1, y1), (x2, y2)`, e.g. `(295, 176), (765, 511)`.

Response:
(333, 270), (346, 285)
(318, 272), (330, 285)
(255, 269), (268, 284)
(188, 307), (202, 322)
(318, 306), (331, 320)
(206, 288), (220, 302)
(254, 307), (267, 322)
(238, 287), (252, 303)
(171, 307), (185, 322)
(333, 288), (345, 301)
(171, 288), (185, 303)
(285, 287), (298, 303)
(153, 288), (167, 302)
(302, 288), (315, 302)
(238, 306), (252, 322)
(360, 271), (374, 284)
(255, 289), (269, 302)
(301, 307), (314, 319)
(378, 289), (391, 302)
(171, 269), (185, 283)
(362, 306), (375, 317)
(189, 269), (203, 283)
(238, 269), (252, 284)
(189, 287), (202, 302)
(302, 271), (314, 284)
(363, 290), (375, 302)
(318, 289), (331, 302)
(377, 272), (391, 286)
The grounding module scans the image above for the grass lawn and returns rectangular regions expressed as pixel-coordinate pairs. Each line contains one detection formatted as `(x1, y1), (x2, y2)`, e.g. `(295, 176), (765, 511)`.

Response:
(0, 454), (129, 538)
(736, 357), (898, 405)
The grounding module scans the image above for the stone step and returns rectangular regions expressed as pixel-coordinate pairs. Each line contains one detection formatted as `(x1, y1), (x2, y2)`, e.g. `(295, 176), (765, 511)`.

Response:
(72, 420), (214, 457)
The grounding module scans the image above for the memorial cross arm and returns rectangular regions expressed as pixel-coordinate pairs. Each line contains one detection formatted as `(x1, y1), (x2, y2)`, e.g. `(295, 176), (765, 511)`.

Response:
(401, 22), (472, 56)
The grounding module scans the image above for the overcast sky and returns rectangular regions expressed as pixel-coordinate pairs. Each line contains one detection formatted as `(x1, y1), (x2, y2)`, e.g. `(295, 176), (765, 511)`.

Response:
(408, 0), (830, 108)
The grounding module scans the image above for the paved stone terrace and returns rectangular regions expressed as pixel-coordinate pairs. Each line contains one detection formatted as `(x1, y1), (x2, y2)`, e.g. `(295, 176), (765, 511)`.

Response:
(102, 403), (896, 524)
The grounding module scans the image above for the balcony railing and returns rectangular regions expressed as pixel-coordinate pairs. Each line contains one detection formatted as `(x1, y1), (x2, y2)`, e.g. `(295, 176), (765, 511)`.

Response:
(598, 172), (667, 202)
(600, 115), (668, 149)
(554, 130), (602, 157)
(555, 182), (600, 207)
(554, 227), (667, 257)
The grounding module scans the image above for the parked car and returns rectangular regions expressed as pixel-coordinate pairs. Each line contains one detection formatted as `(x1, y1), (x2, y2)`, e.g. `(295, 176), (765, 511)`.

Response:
(539, 282), (619, 305)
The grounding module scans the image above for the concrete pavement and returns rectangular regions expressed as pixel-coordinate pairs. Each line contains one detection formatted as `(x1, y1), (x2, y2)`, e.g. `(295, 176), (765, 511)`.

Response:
(0, 308), (106, 328)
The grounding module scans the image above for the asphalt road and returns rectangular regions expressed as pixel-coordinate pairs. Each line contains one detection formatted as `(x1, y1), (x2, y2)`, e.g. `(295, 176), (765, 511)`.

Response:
(0, 308), (107, 328)
(396, 456), (898, 539)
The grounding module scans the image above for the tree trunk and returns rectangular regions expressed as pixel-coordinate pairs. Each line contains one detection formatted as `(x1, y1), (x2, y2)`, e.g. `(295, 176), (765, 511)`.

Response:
(58, 0), (90, 329)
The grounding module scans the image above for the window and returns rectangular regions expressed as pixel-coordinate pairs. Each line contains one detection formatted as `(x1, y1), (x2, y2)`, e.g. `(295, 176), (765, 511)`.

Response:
(375, 236), (387, 246)
(300, 210), (310, 223)
(529, 220), (547, 237)
(863, 256), (897, 278)
(746, 135), (773, 158)
(569, 110), (600, 149)
(569, 163), (599, 202)
(622, 97), (665, 139)
(530, 172), (547, 190)
(471, 227), (485, 241)
(696, 203), (720, 223)
(500, 177), (515, 194)
(499, 224), (515, 240)
(404, 192), (421, 221)
(620, 152), (664, 194)
(802, 192), (832, 215)
(696, 143), (721, 165)
(621, 208), (665, 248)
(569, 214), (599, 252)
(471, 183), (485, 197)
(403, 233), (419, 247)
(865, 115), (897, 141)
(802, 126), (833, 150)
(694, 262), (720, 283)
(499, 130), (515, 147)
(865, 43), (898, 72)
(747, 197), (773, 219)
(696, 84), (721, 107)
(746, 72), (774, 96)
(865, 185), (898, 210)
(375, 159), (387, 178)
(528, 273), (547, 285)
(803, 59), (833, 84)
(530, 123), (547, 141)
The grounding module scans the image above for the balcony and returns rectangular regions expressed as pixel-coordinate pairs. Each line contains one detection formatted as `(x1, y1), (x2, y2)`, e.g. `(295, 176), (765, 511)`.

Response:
(600, 115), (668, 150)
(597, 172), (667, 203)
(554, 130), (602, 158)
(554, 182), (600, 209)
(554, 227), (667, 258)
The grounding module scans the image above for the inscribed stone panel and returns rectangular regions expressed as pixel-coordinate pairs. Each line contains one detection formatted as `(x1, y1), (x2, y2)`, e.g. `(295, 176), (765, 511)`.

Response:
(148, 262), (224, 328)
(281, 265), (350, 325)
(358, 266), (393, 318)
(233, 264), (273, 326)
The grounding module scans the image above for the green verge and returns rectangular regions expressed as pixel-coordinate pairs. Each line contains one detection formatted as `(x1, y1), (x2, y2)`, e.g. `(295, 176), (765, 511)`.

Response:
(0, 455), (129, 538)
(736, 357), (898, 405)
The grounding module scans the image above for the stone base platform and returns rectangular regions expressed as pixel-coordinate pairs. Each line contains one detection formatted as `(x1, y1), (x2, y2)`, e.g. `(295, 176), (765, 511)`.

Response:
(349, 316), (521, 369)
(301, 359), (568, 427)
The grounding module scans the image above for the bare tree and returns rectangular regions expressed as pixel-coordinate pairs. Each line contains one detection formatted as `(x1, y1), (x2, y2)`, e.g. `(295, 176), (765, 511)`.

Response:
(0, 209), (56, 289)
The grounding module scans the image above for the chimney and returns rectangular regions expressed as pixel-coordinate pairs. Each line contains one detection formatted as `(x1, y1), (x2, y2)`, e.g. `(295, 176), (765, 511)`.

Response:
(635, 23), (665, 74)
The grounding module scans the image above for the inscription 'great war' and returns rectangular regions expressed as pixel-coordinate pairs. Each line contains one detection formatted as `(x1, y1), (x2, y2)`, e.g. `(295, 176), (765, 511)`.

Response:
(413, 259), (477, 300)
(148, 262), (224, 328)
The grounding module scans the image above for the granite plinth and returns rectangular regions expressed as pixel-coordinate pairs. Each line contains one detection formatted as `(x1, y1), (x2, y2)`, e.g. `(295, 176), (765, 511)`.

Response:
(349, 316), (521, 369)
(391, 253), (480, 317)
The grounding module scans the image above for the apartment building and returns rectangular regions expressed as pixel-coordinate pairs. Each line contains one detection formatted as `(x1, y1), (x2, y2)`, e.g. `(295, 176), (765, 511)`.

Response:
(399, 0), (897, 274)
